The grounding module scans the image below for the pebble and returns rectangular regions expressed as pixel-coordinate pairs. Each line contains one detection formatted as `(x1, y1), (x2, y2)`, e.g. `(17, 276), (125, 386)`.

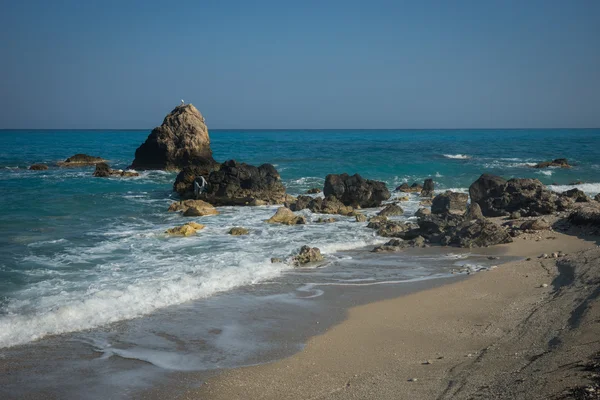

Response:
(541, 283), (549, 288)
(526, 257), (532, 261)
(538, 253), (548, 259)
(408, 378), (418, 382)
(552, 252), (559, 258)
(423, 360), (432, 365)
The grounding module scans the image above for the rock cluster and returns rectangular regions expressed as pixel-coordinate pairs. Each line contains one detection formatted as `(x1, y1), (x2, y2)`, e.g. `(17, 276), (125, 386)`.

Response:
(531, 158), (571, 169)
(306, 188), (321, 194)
(378, 203), (404, 217)
(131, 104), (216, 171)
(562, 188), (590, 203)
(200, 160), (287, 206)
(324, 173), (390, 207)
(173, 163), (220, 198)
(93, 162), (139, 178)
(469, 174), (572, 217)
(29, 164), (48, 170)
(58, 154), (106, 167)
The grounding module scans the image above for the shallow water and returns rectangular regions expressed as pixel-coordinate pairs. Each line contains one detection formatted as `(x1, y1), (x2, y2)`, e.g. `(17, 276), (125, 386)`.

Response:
(0, 128), (599, 397)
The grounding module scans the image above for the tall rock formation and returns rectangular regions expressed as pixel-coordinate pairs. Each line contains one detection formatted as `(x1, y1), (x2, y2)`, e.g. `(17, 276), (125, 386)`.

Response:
(130, 104), (216, 170)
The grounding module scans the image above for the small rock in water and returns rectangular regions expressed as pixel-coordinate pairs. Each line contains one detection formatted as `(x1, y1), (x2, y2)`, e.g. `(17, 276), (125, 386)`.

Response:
(538, 253), (548, 259)
(271, 258), (283, 263)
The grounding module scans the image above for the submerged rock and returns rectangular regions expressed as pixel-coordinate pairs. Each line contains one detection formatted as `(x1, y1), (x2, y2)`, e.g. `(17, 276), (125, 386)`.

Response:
(229, 227), (249, 235)
(165, 222), (205, 236)
(93, 162), (140, 178)
(378, 203), (404, 217)
(531, 158), (571, 169)
(355, 213), (367, 222)
(396, 182), (422, 193)
(323, 173), (390, 207)
(431, 191), (468, 214)
(292, 245), (323, 265)
(168, 199), (218, 216)
(316, 217), (336, 223)
(29, 163), (48, 170)
(266, 207), (306, 225)
(421, 178), (435, 197)
(131, 104), (216, 170)
(58, 154), (106, 167)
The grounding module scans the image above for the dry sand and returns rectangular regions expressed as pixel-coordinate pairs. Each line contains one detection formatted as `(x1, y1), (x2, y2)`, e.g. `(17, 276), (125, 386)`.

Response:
(178, 230), (600, 400)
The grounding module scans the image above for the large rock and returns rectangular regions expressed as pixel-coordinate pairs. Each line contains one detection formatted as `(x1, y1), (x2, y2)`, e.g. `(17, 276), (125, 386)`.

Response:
(93, 162), (140, 178)
(431, 191), (468, 214)
(520, 218), (551, 231)
(200, 160), (287, 206)
(568, 204), (600, 227)
(266, 207), (306, 225)
(323, 173), (390, 207)
(173, 163), (219, 198)
(29, 164), (48, 170)
(531, 158), (571, 169)
(464, 202), (484, 220)
(469, 174), (507, 205)
(168, 199), (218, 215)
(165, 222), (205, 236)
(131, 104), (216, 170)
(420, 179), (435, 197)
(58, 154), (106, 167)
(469, 175), (571, 217)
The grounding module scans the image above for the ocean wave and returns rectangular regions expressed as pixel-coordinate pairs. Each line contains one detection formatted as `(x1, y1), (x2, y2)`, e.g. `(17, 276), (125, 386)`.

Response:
(536, 170), (553, 176)
(547, 183), (600, 195)
(443, 154), (471, 159)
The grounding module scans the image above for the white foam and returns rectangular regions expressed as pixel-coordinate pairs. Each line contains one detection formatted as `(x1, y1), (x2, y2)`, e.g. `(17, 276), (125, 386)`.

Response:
(536, 170), (553, 176)
(547, 183), (600, 196)
(443, 154), (471, 159)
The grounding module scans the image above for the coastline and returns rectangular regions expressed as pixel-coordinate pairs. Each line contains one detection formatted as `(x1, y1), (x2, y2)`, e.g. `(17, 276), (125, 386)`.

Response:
(171, 231), (600, 400)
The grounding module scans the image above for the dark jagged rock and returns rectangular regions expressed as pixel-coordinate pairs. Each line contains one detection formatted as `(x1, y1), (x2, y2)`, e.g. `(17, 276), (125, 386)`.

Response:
(306, 188), (321, 194)
(58, 154), (106, 167)
(568, 204), (600, 228)
(323, 173), (390, 207)
(131, 104), (216, 170)
(29, 164), (48, 170)
(469, 175), (571, 217)
(415, 208), (431, 218)
(595, 193), (600, 202)
(420, 178), (435, 197)
(531, 158), (571, 169)
(292, 246), (323, 265)
(377, 203), (404, 217)
(173, 162), (219, 198)
(417, 213), (465, 237)
(464, 203), (484, 220)
(93, 162), (140, 178)
(431, 191), (468, 214)
(562, 188), (590, 203)
(469, 174), (507, 205)
(447, 219), (513, 248)
(374, 221), (414, 237)
(200, 160), (287, 206)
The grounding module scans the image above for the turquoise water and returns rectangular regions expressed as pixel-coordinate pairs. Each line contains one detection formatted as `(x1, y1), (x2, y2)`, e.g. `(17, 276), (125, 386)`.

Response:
(1, 128), (600, 350)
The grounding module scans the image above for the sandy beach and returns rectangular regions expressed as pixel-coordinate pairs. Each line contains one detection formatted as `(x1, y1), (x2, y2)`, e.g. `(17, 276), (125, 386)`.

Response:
(175, 229), (600, 400)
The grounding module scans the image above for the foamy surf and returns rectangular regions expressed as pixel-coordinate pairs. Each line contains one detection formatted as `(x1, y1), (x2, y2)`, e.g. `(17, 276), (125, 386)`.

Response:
(443, 154), (471, 159)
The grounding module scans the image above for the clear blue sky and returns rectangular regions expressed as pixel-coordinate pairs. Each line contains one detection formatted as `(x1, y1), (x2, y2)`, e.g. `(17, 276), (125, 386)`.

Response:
(1, 0), (599, 129)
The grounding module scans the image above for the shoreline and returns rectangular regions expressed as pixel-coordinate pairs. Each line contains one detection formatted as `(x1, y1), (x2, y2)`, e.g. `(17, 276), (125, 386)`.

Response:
(168, 230), (600, 400)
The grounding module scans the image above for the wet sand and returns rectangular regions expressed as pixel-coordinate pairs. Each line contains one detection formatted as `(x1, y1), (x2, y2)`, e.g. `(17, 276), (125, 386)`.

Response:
(177, 231), (600, 400)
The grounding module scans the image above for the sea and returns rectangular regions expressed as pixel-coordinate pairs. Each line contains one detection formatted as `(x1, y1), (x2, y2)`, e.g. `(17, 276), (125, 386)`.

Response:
(1, 128), (599, 398)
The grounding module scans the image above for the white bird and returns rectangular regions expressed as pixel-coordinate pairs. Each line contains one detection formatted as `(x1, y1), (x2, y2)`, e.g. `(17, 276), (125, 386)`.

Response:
(181, 99), (185, 105)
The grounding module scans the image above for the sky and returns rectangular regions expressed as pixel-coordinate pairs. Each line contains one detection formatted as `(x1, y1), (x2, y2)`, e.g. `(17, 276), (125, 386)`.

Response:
(0, 0), (599, 129)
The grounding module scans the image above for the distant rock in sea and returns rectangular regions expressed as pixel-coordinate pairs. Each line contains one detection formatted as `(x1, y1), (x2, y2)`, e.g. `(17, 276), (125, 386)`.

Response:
(93, 162), (139, 178)
(130, 104), (216, 170)
(58, 154), (106, 167)
(531, 158), (571, 169)
(29, 163), (48, 170)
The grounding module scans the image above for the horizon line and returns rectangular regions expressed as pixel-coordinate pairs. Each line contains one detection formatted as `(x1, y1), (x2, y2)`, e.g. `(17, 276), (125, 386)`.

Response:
(1, 127), (599, 132)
